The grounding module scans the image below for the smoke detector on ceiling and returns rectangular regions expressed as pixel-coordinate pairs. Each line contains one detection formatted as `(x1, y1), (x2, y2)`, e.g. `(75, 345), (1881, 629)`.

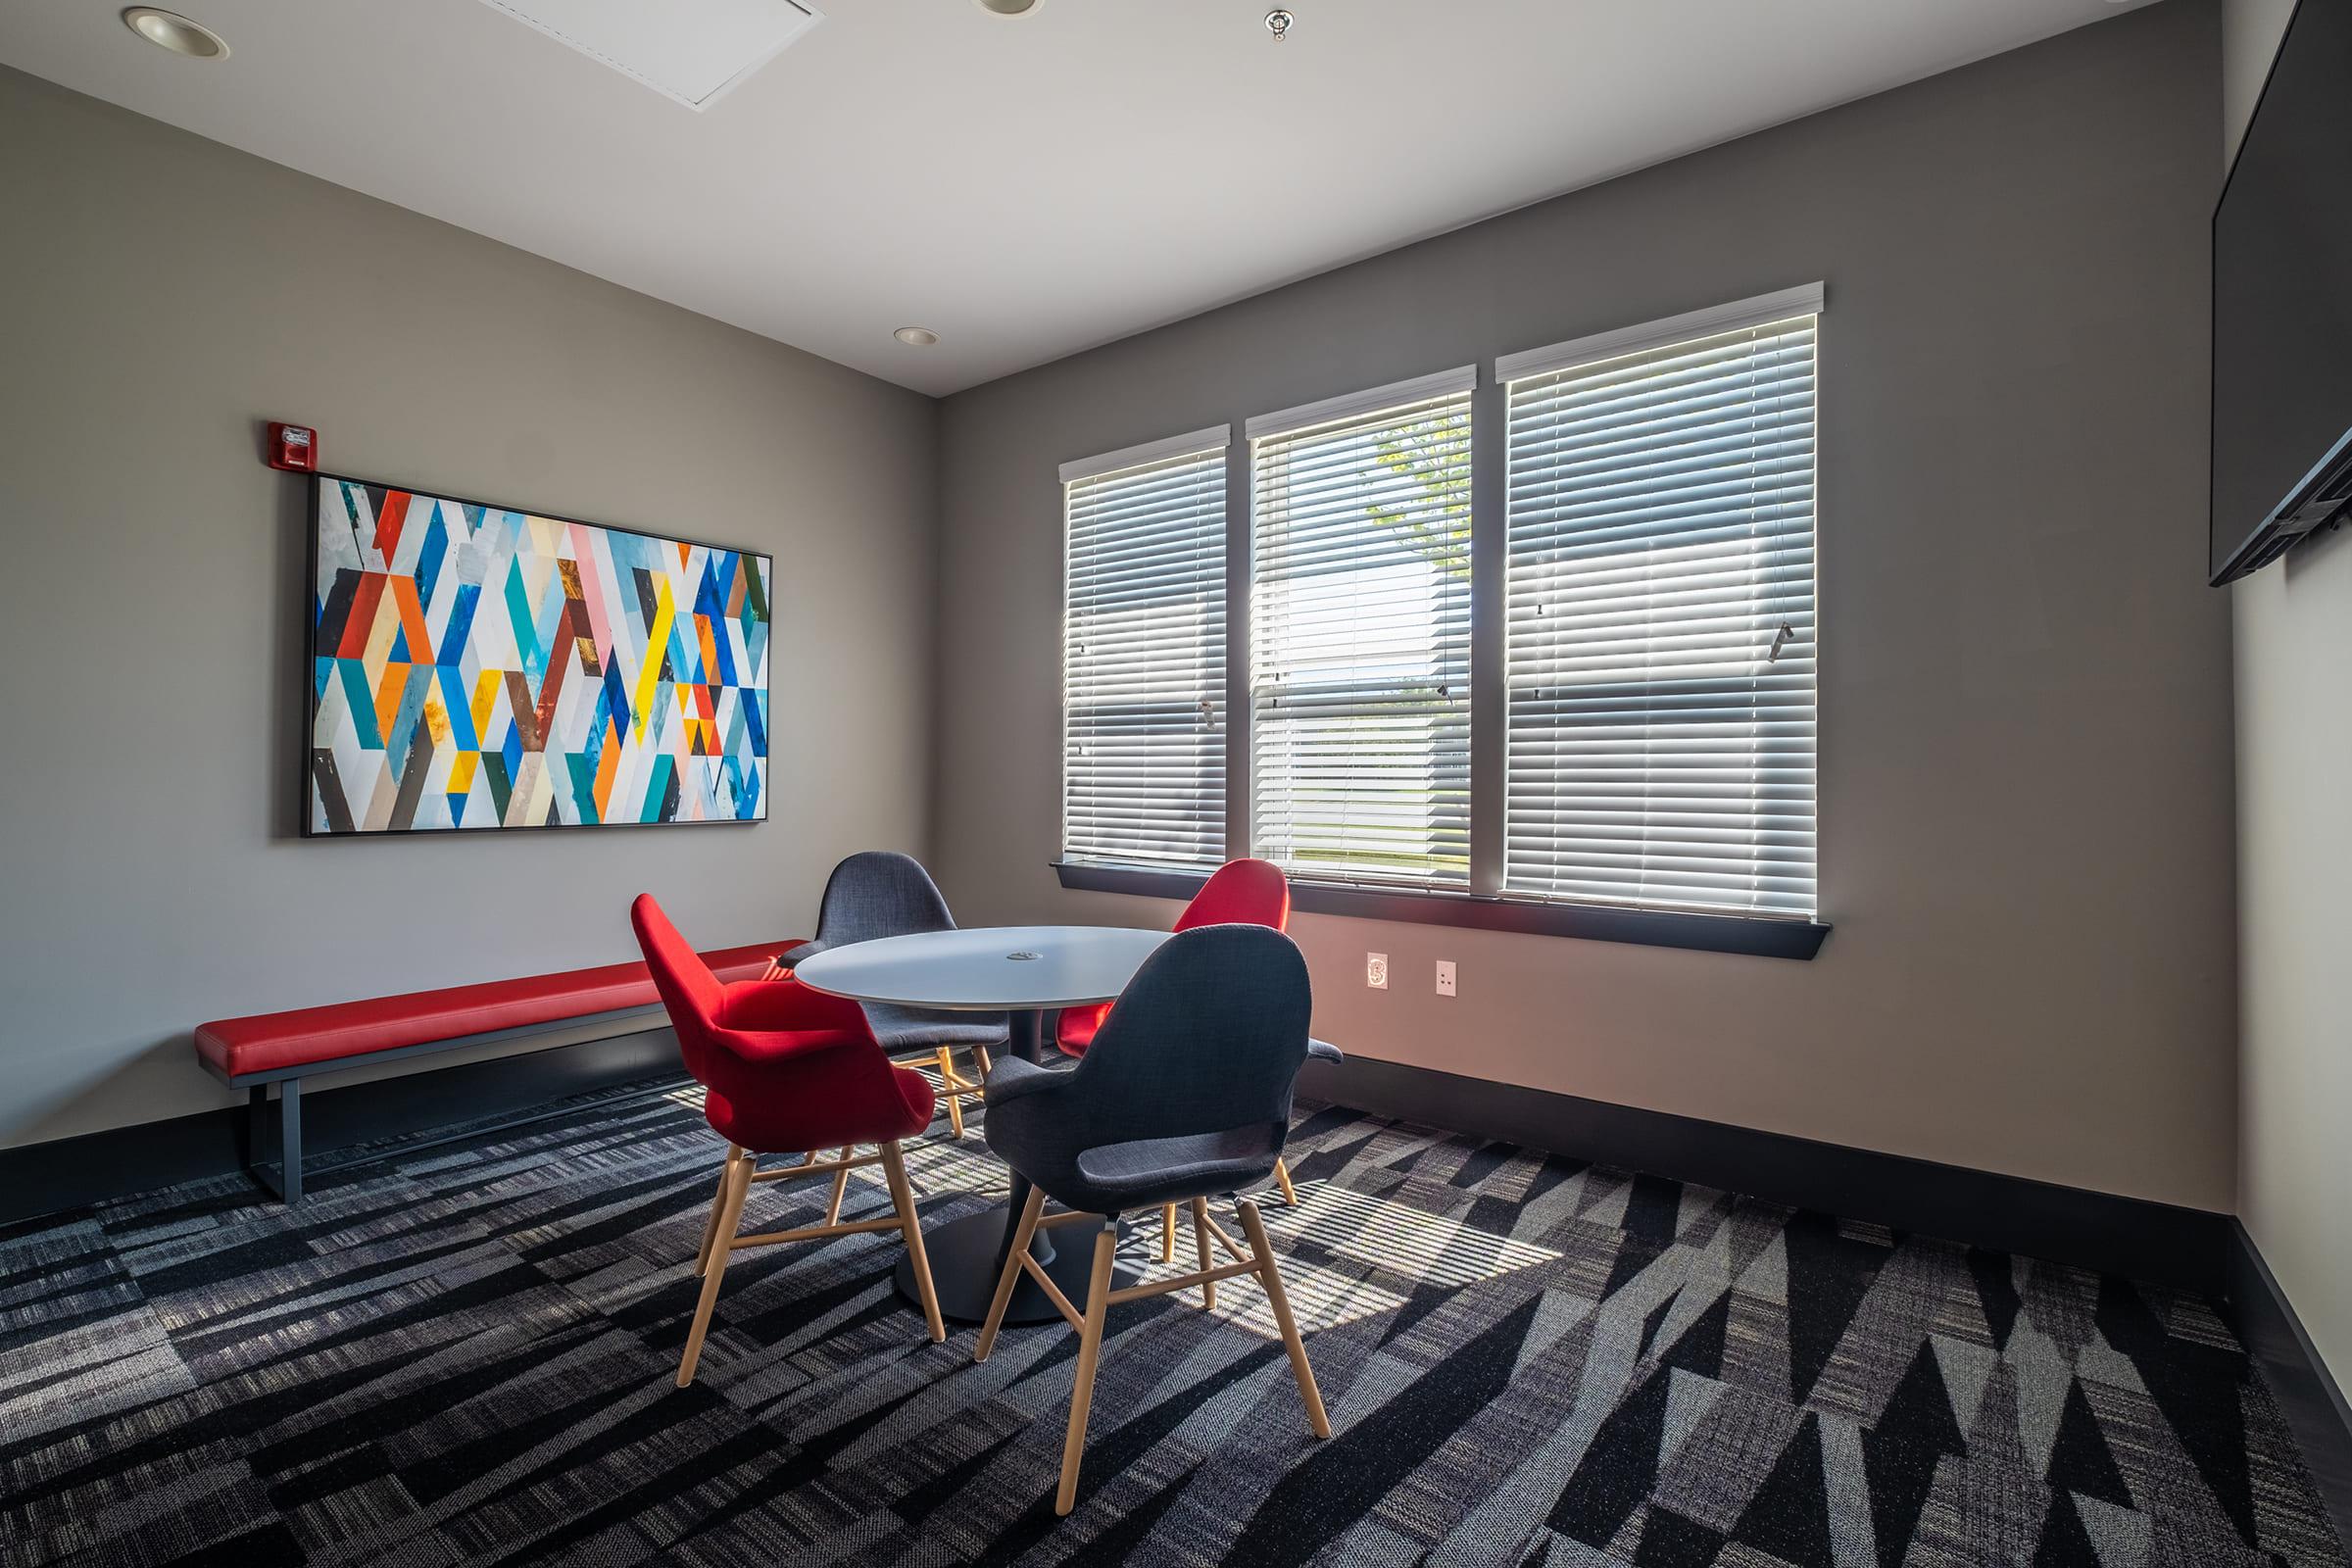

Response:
(474, 0), (822, 111)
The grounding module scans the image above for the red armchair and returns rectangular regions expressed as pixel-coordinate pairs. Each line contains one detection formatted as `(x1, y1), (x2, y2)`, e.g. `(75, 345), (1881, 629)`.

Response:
(1051, 859), (1305, 1247)
(633, 894), (945, 1385)
(1053, 858), (1293, 1056)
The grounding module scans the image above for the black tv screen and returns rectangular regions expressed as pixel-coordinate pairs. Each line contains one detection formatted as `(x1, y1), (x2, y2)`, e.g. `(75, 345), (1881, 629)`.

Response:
(2213, 0), (2352, 583)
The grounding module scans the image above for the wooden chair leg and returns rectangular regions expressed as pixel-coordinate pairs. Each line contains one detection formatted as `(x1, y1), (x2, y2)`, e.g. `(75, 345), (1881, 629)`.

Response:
(973, 1043), (994, 1078)
(1274, 1157), (1298, 1206)
(693, 1143), (743, 1279)
(1238, 1198), (1329, 1438)
(824, 1147), (853, 1225)
(937, 1048), (965, 1137)
(1055, 1223), (1121, 1516)
(678, 1152), (753, 1387)
(975, 1185), (1047, 1363)
(1159, 1202), (1178, 1263)
(1191, 1197), (1216, 1309)
(880, 1141), (945, 1344)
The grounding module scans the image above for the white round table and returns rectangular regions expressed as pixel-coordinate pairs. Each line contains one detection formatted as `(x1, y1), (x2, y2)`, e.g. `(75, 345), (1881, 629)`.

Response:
(791, 924), (1169, 1324)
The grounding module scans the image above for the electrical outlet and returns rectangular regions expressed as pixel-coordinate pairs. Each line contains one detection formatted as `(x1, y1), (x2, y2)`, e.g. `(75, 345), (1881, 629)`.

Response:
(1366, 952), (1389, 990)
(1436, 959), (1457, 998)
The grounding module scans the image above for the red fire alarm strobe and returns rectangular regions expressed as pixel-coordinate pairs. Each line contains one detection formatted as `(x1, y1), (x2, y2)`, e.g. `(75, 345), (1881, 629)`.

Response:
(267, 422), (318, 473)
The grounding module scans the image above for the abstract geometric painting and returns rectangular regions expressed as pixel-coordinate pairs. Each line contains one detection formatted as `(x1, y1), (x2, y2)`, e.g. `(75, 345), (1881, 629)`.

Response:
(306, 476), (769, 834)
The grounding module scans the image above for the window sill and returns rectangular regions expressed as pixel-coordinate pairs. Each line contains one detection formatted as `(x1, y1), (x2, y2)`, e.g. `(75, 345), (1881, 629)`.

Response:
(1052, 862), (1831, 959)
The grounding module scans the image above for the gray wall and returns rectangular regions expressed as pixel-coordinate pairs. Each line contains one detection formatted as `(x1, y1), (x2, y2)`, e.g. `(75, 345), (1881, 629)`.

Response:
(0, 68), (939, 1149)
(2224, 0), (2350, 1411)
(934, 0), (2237, 1211)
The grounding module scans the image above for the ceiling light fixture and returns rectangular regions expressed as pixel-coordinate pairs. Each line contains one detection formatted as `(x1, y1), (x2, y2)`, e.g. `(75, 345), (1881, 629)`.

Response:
(122, 7), (229, 59)
(1265, 9), (1294, 43)
(973, 0), (1041, 16)
(894, 326), (941, 347)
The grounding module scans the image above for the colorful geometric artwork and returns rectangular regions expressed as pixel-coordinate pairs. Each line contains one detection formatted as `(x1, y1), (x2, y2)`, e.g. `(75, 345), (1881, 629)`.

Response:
(306, 476), (769, 835)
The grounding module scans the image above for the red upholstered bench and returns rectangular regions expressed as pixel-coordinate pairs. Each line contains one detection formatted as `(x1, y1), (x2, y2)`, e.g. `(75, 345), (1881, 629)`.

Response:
(195, 941), (794, 1202)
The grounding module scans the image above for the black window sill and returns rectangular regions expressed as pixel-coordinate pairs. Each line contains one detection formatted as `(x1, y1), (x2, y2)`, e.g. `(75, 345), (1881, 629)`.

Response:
(1052, 861), (1831, 959)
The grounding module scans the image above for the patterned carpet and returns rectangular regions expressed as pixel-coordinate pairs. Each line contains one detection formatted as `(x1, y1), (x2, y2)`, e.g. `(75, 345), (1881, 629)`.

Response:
(2, 1075), (2343, 1568)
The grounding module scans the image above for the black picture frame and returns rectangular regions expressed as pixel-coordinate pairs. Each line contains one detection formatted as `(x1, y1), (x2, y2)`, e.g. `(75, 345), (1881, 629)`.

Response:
(299, 469), (774, 839)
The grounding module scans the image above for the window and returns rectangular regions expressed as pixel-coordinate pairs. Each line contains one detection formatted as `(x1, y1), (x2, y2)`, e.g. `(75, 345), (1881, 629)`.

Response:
(1247, 369), (1475, 889)
(1498, 286), (1821, 918)
(1054, 288), (1831, 956)
(1060, 429), (1230, 870)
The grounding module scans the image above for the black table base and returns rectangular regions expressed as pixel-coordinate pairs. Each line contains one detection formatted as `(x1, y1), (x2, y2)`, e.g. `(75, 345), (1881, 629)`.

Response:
(895, 1209), (1147, 1326)
(890, 1007), (1146, 1327)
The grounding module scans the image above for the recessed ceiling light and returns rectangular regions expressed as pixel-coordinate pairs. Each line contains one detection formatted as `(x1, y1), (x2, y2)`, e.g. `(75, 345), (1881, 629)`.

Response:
(122, 7), (229, 59)
(894, 326), (941, 347)
(973, 0), (1041, 15)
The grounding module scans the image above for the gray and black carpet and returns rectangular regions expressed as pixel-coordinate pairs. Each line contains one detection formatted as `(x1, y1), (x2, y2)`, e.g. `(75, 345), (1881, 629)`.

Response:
(2, 1077), (2343, 1567)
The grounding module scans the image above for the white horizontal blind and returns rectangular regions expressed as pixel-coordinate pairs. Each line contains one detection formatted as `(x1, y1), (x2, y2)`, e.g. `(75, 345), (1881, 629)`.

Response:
(1504, 307), (1819, 917)
(1250, 380), (1473, 887)
(1062, 438), (1229, 870)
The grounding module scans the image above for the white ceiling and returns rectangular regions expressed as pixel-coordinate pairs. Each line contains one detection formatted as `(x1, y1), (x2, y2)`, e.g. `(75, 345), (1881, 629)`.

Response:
(1, 0), (2158, 396)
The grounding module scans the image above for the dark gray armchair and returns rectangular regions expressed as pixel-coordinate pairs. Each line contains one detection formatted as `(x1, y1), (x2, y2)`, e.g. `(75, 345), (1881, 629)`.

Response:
(780, 851), (1008, 1137)
(972, 923), (1331, 1516)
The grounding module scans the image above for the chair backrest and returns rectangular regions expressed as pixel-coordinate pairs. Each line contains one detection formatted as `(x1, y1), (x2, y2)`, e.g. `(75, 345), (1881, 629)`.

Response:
(1175, 858), (1290, 933)
(631, 894), (724, 1083)
(810, 851), (958, 948)
(1072, 923), (1313, 1148)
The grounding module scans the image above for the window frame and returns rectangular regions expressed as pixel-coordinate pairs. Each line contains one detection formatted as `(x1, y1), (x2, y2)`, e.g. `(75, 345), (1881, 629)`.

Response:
(1497, 285), (1824, 923)
(1244, 368), (1478, 894)
(1053, 857), (1828, 957)
(1050, 291), (1834, 960)
(1057, 426), (1234, 875)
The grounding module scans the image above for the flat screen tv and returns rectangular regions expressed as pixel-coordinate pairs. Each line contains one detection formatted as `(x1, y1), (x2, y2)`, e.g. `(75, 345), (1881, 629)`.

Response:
(2212, 0), (2352, 584)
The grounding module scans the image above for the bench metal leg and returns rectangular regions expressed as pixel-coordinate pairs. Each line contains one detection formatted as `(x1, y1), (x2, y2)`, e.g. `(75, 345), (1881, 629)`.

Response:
(246, 1080), (305, 1204)
(279, 1079), (304, 1203)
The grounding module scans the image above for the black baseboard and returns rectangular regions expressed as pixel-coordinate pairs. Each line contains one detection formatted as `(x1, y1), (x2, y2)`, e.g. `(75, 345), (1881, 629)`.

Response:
(1298, 1053), (2230, 1296)
(0, 1028), (683, 1229)
(2226, 1219), (2352, 1548)
(5, 1034), (2230, 1302)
